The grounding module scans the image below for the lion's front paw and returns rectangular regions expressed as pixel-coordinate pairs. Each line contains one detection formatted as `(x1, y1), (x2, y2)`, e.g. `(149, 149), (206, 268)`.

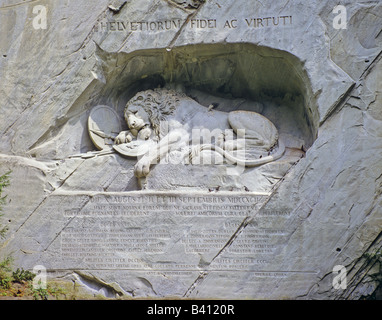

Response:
(115, 131), (133, 144)
(134, 157), (151, 178)
(115, 132), (126, 144)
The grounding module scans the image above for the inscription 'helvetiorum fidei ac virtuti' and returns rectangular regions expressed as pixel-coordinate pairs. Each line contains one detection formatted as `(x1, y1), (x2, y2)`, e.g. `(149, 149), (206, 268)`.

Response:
(94, 15), (293, 32)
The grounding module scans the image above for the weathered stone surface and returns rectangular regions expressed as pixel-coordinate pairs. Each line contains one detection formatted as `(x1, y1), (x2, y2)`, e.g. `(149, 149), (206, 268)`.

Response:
(0, 0), (381, 299)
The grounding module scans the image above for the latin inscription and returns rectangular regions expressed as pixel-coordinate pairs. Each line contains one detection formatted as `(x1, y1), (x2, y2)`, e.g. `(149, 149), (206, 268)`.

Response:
(61, 193), (290, 271)
(94, 15), (293, 32)
(64, 194), (266, 218)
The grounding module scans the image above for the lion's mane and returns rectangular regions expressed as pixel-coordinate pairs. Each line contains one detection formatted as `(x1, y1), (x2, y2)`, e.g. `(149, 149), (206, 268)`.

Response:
(124, 88), (187, 139)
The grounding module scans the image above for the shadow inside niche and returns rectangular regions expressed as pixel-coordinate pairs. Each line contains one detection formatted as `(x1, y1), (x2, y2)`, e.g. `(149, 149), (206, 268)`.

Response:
(95, 42), (318, 148)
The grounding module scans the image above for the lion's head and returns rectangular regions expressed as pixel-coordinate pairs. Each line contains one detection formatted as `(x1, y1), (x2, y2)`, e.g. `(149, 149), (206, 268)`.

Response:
(124, 88), (186, 139)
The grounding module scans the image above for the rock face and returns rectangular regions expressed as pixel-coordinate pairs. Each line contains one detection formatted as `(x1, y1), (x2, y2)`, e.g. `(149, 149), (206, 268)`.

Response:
(0, 0), (381, 299)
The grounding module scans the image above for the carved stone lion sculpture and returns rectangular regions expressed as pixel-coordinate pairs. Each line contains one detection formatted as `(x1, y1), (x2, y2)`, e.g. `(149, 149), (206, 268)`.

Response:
(114, 88), (285, 179)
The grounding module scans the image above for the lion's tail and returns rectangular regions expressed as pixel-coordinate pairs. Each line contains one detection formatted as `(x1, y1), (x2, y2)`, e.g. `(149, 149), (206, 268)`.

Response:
(189, 140), (285, 167)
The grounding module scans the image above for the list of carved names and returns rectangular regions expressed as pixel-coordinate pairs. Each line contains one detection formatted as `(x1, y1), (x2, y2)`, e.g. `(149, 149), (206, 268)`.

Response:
(61, 193), (290, 271)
